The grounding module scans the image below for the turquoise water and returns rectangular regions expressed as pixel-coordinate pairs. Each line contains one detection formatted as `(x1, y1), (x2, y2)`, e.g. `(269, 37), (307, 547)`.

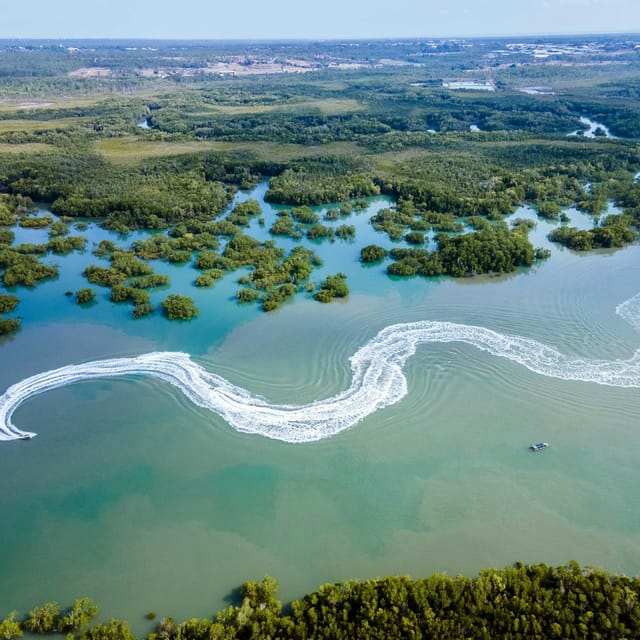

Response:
(1, 187), (640, 629)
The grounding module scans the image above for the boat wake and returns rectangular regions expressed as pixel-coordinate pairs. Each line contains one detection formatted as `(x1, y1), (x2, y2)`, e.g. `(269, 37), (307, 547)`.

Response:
(2, 295), (639, 443)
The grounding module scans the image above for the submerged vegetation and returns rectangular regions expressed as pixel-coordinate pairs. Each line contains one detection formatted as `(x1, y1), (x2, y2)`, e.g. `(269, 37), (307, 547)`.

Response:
(315, 272), (349, 303)
(0, 35), (640, 333)
(548, 213), (636, 250)
(160, 294), (198, 320)
(75, 288), (95, 305)
(0, 292), (20, 335)
(4, 563), (640, 639)
(387, 224), (544, 277)
(1, 36), (640, 637)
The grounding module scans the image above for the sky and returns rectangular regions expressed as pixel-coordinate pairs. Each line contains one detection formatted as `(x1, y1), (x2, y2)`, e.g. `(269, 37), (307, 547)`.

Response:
(1, 0), (639, 40)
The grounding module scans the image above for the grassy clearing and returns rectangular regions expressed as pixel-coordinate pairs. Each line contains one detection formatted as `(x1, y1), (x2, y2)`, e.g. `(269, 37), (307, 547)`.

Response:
(0, 142), (54, 154)
(0, 95), (109, 112)
(0, 117), (92, 132)
(495, 62), (640, 92)
(373, 148), (432, 171)
(188, 98), (364, 117)
(0, 87), (164, 112)
(95, 137), (364, 165)
(295, 98), (364, 115)
(474, 138), (625, 151)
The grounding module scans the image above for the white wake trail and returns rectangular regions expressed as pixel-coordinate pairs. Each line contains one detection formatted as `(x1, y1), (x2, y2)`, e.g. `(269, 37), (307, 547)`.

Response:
(616, 293), (640, 332)
(1, 293), (640, 443)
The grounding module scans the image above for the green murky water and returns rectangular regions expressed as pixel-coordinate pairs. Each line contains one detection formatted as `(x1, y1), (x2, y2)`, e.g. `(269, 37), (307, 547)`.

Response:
(1, 186), (639, 630)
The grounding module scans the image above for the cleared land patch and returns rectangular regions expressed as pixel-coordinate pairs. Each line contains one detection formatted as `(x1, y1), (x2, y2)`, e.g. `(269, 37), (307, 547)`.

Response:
(95, 137), (364, 165)
(0, 117), (92, 132)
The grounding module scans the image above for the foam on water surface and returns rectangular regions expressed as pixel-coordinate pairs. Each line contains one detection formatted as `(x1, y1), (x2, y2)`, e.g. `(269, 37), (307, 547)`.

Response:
(2, 293), (640, 443)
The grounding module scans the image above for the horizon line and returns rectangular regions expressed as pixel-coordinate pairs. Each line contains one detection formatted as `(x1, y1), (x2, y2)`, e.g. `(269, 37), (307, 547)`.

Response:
(1, 30), (639, 43)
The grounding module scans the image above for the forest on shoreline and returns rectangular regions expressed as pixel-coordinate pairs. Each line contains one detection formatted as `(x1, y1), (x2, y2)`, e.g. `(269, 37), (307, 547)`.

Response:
(2, 35), (640, 638)
(1, 35), (640, 333)
(2, 563), (640, 639)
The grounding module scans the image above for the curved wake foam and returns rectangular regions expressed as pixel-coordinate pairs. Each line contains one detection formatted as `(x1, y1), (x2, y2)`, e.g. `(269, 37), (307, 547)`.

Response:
(616, 293), (640, 332)
(2, 297), (640, 443)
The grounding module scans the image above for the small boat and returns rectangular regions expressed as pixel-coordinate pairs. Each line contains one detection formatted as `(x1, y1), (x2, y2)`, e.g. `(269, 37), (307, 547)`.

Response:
(529, 442), (549, 452)
(18, 434), (33, 440)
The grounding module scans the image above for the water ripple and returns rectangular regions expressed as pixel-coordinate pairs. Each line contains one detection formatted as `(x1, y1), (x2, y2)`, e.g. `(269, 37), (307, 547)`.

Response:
(2, 292), (640, 443)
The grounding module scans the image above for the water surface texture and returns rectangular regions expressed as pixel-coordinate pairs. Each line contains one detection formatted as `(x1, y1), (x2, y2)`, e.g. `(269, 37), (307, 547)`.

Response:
(1, 188), (639, 629)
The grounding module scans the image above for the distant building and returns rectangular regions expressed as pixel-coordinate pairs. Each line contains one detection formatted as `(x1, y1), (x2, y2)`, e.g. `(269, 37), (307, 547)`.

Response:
(442, 80), (495, 92)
